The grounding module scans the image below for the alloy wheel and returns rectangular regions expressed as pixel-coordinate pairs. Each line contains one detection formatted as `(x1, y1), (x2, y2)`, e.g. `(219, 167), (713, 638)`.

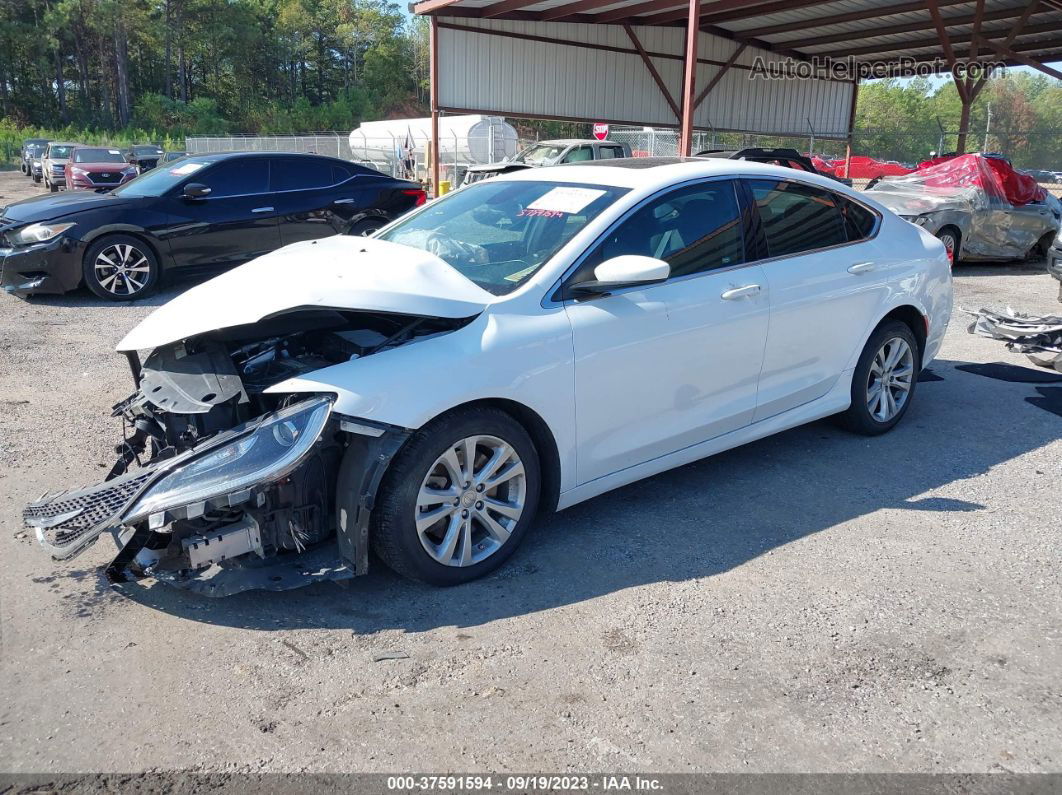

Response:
(866, 337), (914, 422)
(93, 243), (151, 296)
(938, 231), (957, 265)
(414, 435), (526, 567)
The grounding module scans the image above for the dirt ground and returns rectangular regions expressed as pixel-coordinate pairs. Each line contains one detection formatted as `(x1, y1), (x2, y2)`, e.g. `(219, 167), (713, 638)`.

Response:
(0, 169), (1060, 775)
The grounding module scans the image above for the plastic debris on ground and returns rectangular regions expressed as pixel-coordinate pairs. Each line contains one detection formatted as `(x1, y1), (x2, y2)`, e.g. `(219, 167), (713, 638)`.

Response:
(966, 306), (1062, 373)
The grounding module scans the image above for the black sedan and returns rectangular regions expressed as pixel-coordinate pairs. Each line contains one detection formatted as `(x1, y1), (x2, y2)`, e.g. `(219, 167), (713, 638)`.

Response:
(126, 144), (165, 172)
(0, 151), (425, 301)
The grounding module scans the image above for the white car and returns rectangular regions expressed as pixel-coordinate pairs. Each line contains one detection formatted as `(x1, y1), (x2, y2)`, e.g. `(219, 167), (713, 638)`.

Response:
(25, 158), (953, 594)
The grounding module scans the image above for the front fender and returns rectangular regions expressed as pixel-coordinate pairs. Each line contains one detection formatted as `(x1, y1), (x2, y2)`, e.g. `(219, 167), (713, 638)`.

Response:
(266, 307), (579, 492)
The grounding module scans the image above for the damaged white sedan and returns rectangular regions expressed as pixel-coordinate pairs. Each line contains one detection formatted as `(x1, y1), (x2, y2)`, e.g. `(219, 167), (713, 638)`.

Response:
(25, 158), (953, 594)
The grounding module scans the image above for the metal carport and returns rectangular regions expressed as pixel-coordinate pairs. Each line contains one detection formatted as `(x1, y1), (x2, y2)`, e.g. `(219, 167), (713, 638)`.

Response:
(413, 0), (1062, 192)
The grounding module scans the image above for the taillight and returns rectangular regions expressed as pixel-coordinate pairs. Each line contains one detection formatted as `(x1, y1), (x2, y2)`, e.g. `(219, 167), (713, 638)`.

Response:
(402, 189), (427, 207)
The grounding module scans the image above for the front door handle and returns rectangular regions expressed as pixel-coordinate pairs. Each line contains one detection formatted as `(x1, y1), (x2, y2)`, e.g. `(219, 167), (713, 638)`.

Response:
(333, 198), (356, 205)
(848, 261), (875, 274)
(251, 206), (274, 214)
(720, 284), (761, 300)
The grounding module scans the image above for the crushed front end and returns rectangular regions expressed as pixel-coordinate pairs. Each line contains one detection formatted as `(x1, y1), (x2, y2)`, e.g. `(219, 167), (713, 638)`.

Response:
(20, 308), (466, 595)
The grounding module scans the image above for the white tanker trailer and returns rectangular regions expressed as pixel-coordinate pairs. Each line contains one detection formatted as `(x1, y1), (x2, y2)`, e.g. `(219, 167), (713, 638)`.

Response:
(348, 115), (519, 180)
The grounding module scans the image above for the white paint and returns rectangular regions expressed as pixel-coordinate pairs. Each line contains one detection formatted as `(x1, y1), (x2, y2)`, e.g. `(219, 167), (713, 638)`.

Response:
(124, 158), (952, 510)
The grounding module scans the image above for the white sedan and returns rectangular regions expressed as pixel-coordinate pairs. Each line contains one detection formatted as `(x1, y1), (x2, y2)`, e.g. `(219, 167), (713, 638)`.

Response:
(26, 158), (953, 593)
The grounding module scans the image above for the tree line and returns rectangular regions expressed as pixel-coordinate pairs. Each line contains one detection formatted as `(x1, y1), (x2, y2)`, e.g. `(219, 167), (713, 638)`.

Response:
(0, 0), (1058, 171)
(0, 0), (429, 135)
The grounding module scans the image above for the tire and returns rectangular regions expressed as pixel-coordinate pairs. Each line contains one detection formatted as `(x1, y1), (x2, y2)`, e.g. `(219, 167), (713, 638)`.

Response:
(82, 235), (161, 301)
(1028, 233), (1054, 261)
(837, 320), (921, 436)
(347, 217), (387, 237)
(936, 227), (959, 266)
(369, 406), (541, 585)
(32, 173), (41, 184)
(48, 179), (58, 193)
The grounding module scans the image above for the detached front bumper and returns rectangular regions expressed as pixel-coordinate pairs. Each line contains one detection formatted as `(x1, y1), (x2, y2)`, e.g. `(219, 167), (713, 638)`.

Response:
(24, 398), (335, 582)
(0, 236), (86, 296)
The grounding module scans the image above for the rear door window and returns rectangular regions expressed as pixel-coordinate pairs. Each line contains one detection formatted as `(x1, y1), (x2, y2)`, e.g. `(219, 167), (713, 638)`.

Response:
(841, 198), (879, 242)
(746, 179), (847, 257)
(271, 157), (338, 191)
(562, 146), (595, 163)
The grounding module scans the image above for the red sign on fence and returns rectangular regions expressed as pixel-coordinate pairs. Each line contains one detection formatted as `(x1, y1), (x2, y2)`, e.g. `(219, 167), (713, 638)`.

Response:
(592, 123), (609, 141)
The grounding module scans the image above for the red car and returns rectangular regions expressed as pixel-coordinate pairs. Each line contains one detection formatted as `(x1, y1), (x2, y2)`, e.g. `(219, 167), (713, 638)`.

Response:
(64, 146), (138, 190)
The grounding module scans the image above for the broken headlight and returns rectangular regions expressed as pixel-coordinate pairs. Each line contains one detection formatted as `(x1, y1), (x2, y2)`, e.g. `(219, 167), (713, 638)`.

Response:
(125, 396), (332, 521)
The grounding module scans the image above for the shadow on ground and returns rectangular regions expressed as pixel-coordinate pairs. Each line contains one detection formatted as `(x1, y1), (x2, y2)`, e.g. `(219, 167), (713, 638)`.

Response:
(101, 356), (1058, 634)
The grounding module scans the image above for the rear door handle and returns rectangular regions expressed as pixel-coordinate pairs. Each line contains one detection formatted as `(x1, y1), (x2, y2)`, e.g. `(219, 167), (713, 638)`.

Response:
(848, 261), (875, 274)
(720, 284), (761, 300)
(333, 198), (356, 205)
(252, 206), (274, 213)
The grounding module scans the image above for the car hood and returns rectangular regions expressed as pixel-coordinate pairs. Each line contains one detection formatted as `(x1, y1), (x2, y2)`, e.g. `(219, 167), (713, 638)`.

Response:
(117, 237), (494, 351)
(1, 190), (131, 223)
(72, 162), (130, 172)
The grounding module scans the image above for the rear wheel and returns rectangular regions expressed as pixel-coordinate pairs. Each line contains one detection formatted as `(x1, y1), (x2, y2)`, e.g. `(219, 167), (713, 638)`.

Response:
(936, 227), (959, 266)
(838, 320), (921, 436)
(369, 407), (540, 585)
(82, 235), (160, 301)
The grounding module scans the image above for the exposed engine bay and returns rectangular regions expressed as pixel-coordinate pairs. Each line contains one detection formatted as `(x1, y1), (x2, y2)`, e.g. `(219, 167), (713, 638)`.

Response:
(24, 308), (470, 595)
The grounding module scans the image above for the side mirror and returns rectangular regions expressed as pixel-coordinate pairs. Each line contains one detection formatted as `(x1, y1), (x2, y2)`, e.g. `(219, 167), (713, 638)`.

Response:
(569, 255), (670, 297)
(183, 182), (211, 199)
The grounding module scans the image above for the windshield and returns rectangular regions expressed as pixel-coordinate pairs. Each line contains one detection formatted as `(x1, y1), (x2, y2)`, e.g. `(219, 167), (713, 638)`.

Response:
(513, 143), (568, 166)
(74, 148), (127, 164)
(48, 146), (74, 159)
(377, 180), (628, 295)
(26, 144), (45, 157)
(112, 159), (211, 198)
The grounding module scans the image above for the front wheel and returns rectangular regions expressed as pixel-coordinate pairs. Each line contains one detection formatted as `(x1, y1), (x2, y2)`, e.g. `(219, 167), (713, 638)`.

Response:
(368, 407), (541, 585)
(48, 179), (58, 193)
(936, 228), (959, 266)
(347, 217), (387, 237)
(82, 235), (161, 301)
(838, 320), (921, 436)
(32, 173), (41, 184)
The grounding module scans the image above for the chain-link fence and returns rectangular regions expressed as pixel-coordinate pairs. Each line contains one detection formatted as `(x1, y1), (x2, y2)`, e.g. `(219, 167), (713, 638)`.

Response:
(186, 129), (534, 187)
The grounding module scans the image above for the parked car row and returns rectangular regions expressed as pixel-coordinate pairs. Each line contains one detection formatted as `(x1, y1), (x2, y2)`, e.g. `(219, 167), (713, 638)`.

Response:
(20, 139), (179, 191)
(2, 150), (425, 300)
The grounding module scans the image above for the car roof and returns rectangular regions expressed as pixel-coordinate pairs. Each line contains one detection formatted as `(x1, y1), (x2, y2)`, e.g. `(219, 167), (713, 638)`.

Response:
(47, 142), (79, 148)
(172, 150), (350, 165)
(493, 156), (854, 192)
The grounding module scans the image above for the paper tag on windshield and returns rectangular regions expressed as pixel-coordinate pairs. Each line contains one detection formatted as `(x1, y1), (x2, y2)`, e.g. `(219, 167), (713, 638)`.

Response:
(170, 162), (205, 176)
(109, 149), (122, 155)
(527, 187), (606, 214)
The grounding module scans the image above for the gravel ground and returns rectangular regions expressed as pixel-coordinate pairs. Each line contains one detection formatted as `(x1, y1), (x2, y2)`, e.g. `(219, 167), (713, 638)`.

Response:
(0, 169), (1060, 775)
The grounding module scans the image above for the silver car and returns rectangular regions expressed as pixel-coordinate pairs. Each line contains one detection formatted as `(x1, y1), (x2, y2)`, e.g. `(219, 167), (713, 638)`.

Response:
(42, 142), (79, 192)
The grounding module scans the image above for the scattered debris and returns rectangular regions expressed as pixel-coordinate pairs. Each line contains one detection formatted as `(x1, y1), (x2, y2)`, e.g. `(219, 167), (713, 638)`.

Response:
(373, 650), (410, 662)
(967, 307), (1062, 373)
(281, 639), (310, 662)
